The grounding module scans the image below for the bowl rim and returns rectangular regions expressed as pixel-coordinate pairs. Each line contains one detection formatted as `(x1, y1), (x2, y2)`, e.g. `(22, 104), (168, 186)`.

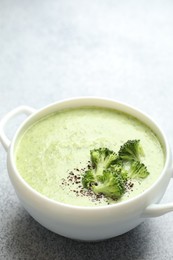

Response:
(8, 96), (171, 211)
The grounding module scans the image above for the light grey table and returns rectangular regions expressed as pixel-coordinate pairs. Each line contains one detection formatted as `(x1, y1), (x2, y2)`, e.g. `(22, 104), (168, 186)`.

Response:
(0, 1), (173, 259)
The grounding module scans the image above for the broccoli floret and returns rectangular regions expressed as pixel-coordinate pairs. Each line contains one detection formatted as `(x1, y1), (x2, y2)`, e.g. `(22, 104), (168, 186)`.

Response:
(92, 170), (126, 200)
(81, 140), (149, 201)
(82, 149), (125, 200)
(128, 161), (149, 179)
(90, 148), (118, 176)
(109, 163), (128, 181)
(82, 170), (95, 189)
(118, 140), (144, 161)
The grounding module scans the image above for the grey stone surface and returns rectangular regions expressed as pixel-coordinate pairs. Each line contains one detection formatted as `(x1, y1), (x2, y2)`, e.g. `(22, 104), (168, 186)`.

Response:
(0, 0), (173, 259)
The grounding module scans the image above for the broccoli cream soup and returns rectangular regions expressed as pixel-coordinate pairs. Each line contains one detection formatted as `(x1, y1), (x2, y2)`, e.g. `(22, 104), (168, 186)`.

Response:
(15, 107), (165, 206)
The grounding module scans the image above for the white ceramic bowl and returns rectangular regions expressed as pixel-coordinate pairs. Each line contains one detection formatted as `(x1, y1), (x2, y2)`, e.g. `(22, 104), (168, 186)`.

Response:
(0, 97), (173, 241)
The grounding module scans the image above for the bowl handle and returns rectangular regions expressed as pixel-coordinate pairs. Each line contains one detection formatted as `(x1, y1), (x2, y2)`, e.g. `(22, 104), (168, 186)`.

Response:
(142, 203), (173, 218)
(142, 174), (173, 218)
(0, 106), (36, 151)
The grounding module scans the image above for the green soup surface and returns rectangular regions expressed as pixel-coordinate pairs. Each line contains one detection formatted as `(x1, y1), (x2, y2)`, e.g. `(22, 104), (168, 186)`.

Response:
(15, 107), (165, 206)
